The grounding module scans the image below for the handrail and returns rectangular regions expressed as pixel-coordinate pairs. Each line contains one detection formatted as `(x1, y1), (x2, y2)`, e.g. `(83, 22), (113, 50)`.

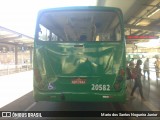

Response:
(0, 64), (33, 76)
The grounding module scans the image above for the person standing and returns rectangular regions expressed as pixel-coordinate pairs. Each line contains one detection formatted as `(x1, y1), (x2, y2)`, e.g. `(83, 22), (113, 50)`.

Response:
(143, 58), (150, 80)
(129, 58), (135, 69)
(130, 59), (145, 101)
(126, 62), (132, 89)
(154, 58), (160, 80)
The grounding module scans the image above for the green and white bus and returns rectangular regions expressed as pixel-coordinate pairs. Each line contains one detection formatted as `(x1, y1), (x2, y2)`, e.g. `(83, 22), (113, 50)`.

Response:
(33, 6), (126, 102)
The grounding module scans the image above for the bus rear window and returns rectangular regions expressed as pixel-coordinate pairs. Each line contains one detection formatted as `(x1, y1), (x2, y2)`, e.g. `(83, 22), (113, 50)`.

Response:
(37, 10), (122, 42)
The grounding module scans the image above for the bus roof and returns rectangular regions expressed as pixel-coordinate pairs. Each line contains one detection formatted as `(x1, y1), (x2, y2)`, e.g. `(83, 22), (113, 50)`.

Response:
(37, 6), (123, 16)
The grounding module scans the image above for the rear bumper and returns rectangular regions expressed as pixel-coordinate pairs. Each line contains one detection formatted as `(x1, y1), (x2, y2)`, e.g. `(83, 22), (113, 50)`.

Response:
(34, 89), (126, 103)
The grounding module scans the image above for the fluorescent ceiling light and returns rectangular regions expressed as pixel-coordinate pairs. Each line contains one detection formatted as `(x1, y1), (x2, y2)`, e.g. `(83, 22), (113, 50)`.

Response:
(147, 8), (160, 18)
(135, 22), (140, 26)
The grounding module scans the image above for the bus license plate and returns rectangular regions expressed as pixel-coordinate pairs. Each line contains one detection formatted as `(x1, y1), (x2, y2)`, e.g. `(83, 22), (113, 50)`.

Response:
(91, 84), (110, 91)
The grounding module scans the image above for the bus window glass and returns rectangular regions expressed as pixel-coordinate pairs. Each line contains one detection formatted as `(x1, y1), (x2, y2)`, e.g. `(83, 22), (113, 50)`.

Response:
(38, 11), (122, 42)
(38, 24), (50, 41)
(115, 25), (121, 41)
(38, 24), (62, 41)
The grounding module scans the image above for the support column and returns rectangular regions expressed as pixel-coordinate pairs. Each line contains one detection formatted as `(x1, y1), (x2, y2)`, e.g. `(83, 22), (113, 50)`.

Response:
(15, 45), (18, 72)
(29, 47), (33, 69)
(15, 45), (18, 65)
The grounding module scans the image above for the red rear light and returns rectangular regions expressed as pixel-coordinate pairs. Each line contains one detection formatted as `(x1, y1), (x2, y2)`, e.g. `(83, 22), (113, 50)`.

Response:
(114, 82), (120, 91)
(120, 69), (125, 76)
(34, 68), (42, 82)
(114, 68), (125, 91)
(34, 68), (47, 89)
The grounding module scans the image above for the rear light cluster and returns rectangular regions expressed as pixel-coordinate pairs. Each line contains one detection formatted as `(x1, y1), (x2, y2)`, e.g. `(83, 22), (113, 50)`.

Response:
(119, 69), (125, 76)
(34, 68), (44, 89)
(34, 68), (56, 90)
(114, 68), (125, 91)
(34, 68), (42, 82)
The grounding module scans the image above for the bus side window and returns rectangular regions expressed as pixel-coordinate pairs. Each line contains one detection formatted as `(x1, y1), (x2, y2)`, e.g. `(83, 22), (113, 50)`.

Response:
(38, 24), (50, 41)
(38, 24), (61, 41)
(96, 33), (111, 41)
(115, 25), (121, 41)
(109, 26), (121, 41)
(50, 32), (59, 41)
(110, 30), (116, 41)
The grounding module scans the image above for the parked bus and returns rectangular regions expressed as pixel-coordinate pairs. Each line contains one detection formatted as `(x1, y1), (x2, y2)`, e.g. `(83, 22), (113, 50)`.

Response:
(33, 6), (126, 102)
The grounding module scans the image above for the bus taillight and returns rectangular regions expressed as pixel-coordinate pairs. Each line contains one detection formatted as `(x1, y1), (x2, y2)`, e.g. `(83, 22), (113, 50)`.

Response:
(114, 68), (125, 91)
(34, 68), (42, 82)
(114, 82), (121, 91)
(120, 69), (125, 76)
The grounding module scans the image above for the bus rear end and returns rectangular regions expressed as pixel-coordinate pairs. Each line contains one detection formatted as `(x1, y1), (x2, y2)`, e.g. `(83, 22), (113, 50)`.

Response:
(33, 6), (126, 103)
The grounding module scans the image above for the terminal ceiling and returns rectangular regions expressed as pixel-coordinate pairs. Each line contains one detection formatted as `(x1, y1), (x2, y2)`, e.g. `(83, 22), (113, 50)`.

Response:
(0, 0), (160, 50)
(97, 0), (160, 48)
(0, 26), (33, 51)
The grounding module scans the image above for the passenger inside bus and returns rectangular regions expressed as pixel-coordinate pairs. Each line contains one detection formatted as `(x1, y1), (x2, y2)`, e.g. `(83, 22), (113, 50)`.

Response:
(79, 35), (87, 41)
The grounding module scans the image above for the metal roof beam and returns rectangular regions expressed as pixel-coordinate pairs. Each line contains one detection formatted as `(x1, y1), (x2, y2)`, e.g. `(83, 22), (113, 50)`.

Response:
(149, 18), (160, 26)
(0, 26), (34, 39)
(0, 35), (22, 41)
(0, 41), (32, 46)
